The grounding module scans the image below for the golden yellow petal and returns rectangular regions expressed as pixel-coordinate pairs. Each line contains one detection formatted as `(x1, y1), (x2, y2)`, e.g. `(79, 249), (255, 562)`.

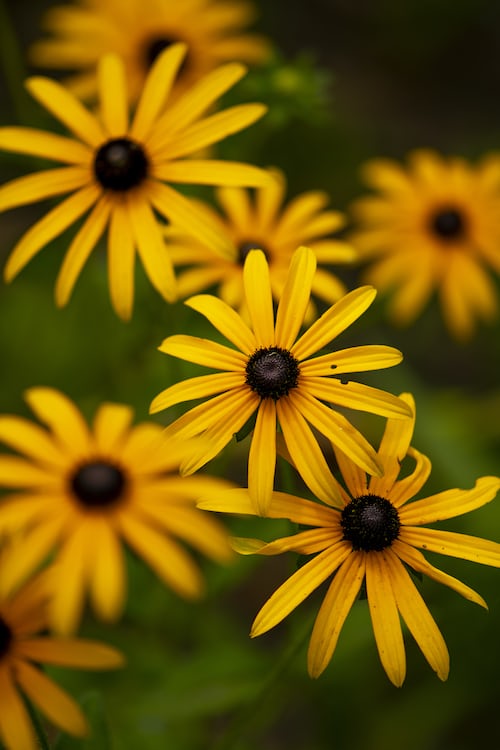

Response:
(106, 198), (136, 319)
(302, 377), (411, 419)
(0, 126), (92, 163)
(243, 249), (275, 346)
(252, 545), (350, 637)
(299, 345), (404, 376)
(277, 190), (330, 237)
(248, 399), (276, 515)
(19, 637), (124, 669)
(331, 443), (367, 501)
(15, 660), (88, 737)
(49, 527), (91, 635)
(400, 526), (500, 567)
(150, 372), (244, 414)
(156, 159), (270, 187)
(385, 549), (449, 681)
(157, 333), (247, 370)
(249, 527), (341, 556)
(0, 416), (66, 468)
(255, 168), (285, 229)
(400, 475), (500, 524)
(275, 246), (316, 350)
(185, 294), (256, 353)
(98, 53), (128, 137)
(24, 387), (92, 458)
(26, 76), (105, 146)
(365, 552), (406, 687)
(292, 286), (377, 361)
(0, 456), (55, 487)
(0, 165), (90, 214)
(216, 183), (253, 229)
(307, 551), (364, 678)
(0, 667), (38, 750)
(0, 519), (62, 599)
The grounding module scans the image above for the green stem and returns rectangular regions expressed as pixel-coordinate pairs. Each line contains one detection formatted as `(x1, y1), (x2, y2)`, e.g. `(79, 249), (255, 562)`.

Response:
(0, 0), (31, 124)
(212, 612), (313, 750)
(24, 695), (52, 750)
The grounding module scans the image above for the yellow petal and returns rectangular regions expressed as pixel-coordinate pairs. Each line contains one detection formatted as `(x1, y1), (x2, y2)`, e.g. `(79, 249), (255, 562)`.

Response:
(19, 637), (124, 669)
(157, 334), (247, 370)
(307, 551), (365, 678)
(107, 199), (136, 319)
(400, 527), (500, 567)
(400, 475), (500, 524)
(332, 443), (367, 500)
(0, 166), (90, 214)
(299, 345), (404, 376)
(255, 168), (285, 229)
(150, 373), (244, 414)
(156, 160), (270, 187)
(243, 249), (275, 346)
(24, 387), (92, 458)
(381, 447), (431, 506)
(89, 519), (126, 621)
(292, 286), (377, 360)
(49, 527), (90, 635)
(98, 54), (128, 137)
(185, 294), (256, 353)
(0, 416), (65, 468)
(248, 400), (276, 515)
(252, 545), (350, 637)
(365, 552), (406, 687)
(0, 668), (38, 750)
(302, 378), (412, 420)
(275, 246), (316, 350)
(0, 126), (92, 164)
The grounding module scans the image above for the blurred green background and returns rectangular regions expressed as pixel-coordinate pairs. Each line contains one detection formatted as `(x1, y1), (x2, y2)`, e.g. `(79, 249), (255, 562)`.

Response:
(1, 1), (499, 748)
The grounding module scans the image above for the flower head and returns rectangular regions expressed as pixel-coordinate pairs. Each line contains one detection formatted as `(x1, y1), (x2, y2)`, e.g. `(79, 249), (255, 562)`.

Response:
(150, 245), (412, 515)
(167, 168), (357, 316)
(30, 0), (272, 104)
(350, 149), (500, 339)
(0, 565), (123, 750)
(0, 45), (269, 318)
(0, 388), (233, 634)
(198, 394), (500, 685)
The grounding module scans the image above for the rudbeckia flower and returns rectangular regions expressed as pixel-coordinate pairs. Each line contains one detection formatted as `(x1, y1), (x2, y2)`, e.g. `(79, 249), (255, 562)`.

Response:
(166, 168), (357, 316)
(30, 0), (271, 104)
(198, 394), (500, 685)
(0, 567), (123, 750)
(350, 149), (500, 339)
(0, 388), (233, 634)
(0, 44), (268, 319)
(150, 245), (412, 515)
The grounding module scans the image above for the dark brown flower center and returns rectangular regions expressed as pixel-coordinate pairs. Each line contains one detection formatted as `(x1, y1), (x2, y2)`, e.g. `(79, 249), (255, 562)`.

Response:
(341, 494), (400, 551)
(94, 138), (149, 191)
(0, 617), (13, 660)
(245, 346), (300, 400)
(143, 36), (189, 75)
(70, 461), (127, 508)
(430, 207), (466, 241)
(238, 241), (269, 265)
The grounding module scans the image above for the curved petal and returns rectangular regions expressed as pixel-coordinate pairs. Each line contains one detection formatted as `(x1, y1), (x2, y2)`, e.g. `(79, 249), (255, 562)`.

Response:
(385, 549), (449, 680)
(302, 378), (413, 419)
(365, 551), (406, 686)
(15, 660), (88, 736)
(55, 195), (112, 306)
(378, 447), (432, 506)
(292, 286), (377, 361)
(331, 443), (367, 501)
(3, 183), (98, 281)
(399, 475), (500, 524)
(26, 76), (105, 146)
(243, 249), (275, 346)
(251, 544), (351, 637)
(185, 294), (256, 353)
(400, 527), (500, 567)
(248, 399), (276, 515)
(24, 387), (92, 458)
(307, 551), (365, 678)
(275, 246), (316, 350)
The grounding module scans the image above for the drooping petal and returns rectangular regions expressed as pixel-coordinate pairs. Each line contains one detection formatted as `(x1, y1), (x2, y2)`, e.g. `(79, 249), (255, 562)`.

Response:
(15, 661), (88, 737)
(275, 246), (316, 350)
(277, 397), (345, 507)
(55, 195), (112, 306)
(392, 540), (487, 608)
(248, 399), (276, 515)
(185, 294), (256, 353)
(307, 551), (365, 678)
(365, 551), (406, 686)
(26, 76), (105, 147)
(302, 377), (413, 419)
(252, 544), (351, 637)
(399, 475), (500, 524)
(243, 249), (275, 346)
(238, 527), (341, 556)
(386, 549), (449, 680)
(292, 286), (377, 360)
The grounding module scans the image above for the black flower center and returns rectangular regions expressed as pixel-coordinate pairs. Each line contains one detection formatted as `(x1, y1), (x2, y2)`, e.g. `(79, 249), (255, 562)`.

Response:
(238, 241), (269, 264)
(143, 36), (189, 75)
(94, 138), (149, 192)
(70, 461), (127, 508)
(0, 617), (13, 660)
(245, 346), (300, 400)
(430, 207), (466, 241)
(341, 494), (400, 552)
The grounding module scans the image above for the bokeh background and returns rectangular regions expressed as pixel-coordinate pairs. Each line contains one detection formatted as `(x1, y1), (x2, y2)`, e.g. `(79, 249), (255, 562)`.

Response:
(1, 1), (499, 748)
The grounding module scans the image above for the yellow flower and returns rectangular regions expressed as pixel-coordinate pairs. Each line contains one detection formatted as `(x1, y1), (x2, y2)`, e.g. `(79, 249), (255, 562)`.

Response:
(30, 0), (272, 104)
(0, 45), (268, 319)
(150, 245), (412, 515)
(0, 566), (123, 750)
(166, 168), (357, 316)
(198, 394), (500, 686)
(0, 388), (233, 634)
(350, 149), (500, 339)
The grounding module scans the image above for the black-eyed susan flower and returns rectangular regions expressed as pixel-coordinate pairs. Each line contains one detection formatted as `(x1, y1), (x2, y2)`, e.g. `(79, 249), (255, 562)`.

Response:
(0, 566), (123, 750)
(350, 149), (500, 340)
(0, 45), (269, 319)
(166, 168), (357, 316)
(198, 393), (500, 685)
(0, 388), (233, 634)
(150, 245), (412, 515)
(30, 0), (271, 104)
